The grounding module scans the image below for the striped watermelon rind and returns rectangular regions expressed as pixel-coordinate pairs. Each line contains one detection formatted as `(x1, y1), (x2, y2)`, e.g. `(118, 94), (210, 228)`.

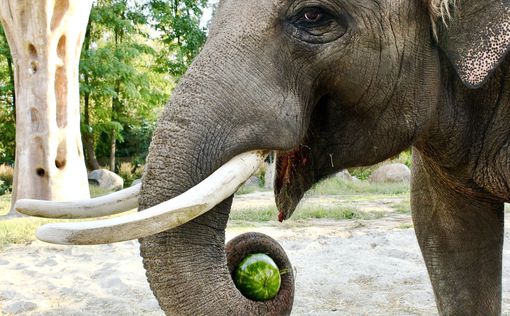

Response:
(233, 253), (281, 301)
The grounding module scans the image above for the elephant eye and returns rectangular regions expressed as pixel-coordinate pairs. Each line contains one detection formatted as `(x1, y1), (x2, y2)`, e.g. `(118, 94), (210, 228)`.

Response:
(303, 9), (322, 23)
(295, 7), (332, 28)
(285, 5), (348, 44)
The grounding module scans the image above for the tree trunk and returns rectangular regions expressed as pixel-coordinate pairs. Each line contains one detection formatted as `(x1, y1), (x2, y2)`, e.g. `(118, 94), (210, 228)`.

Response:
(0, 0), (93, 211)
(82, 77), (100, 170)
(6, 49), (15, 118)
(81, 22), (100, 171)
(109, 129), (116, 172)
(83, 132), (100, 171)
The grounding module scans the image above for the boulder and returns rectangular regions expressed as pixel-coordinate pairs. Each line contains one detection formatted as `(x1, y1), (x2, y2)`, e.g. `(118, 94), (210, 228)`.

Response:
(369, 163), (411, 183)
(244, 176), (262, 188)
(335, 170), (352, 181)
(131, 179), (142, 187)
(352, 176), (361, 183)
(88, 169), (124, 191)
(264, 162), (275, 190)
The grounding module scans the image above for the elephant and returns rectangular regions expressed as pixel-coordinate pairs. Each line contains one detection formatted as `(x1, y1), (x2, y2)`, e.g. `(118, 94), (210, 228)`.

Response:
(15, 0), (510, 315)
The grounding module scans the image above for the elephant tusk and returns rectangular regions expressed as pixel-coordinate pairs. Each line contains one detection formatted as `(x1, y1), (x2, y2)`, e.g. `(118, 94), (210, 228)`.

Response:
(15, 184), (141, 219)
(35, 150), (268, 245)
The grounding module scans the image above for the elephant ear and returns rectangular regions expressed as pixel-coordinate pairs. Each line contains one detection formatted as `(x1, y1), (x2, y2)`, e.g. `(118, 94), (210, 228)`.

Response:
(438, 0), (510, 88)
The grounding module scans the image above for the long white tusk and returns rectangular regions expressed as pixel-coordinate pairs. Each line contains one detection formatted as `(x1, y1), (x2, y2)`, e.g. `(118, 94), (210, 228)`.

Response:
(35, 150), (268, 245)
(15, 184), (141, 219)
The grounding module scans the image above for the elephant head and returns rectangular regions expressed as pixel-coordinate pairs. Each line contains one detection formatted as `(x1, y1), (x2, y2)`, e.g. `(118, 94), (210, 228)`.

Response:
(17, 0), (510, 314)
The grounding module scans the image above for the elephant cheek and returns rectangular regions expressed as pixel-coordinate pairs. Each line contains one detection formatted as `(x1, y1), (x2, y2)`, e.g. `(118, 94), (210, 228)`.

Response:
(274, 146), (314, 221)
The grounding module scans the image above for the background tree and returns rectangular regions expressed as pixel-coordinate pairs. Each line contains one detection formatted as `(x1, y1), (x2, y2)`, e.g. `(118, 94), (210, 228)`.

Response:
(0, 0), (210, 205)
(80, 0), (209, 172)
(0, 0), (93, 214)
(80, 0), (166, 171)
(147, 0), (208, 78)
(0, 25), (15, 165)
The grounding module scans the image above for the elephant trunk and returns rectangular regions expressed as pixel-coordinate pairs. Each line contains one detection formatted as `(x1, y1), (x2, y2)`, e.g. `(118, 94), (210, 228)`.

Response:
(139, 201), (293, 315)
(137, 68), (294, 314)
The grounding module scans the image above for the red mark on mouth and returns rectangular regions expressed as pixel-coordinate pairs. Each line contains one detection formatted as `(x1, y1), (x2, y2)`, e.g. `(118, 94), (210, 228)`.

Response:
(301, 156), (309, 166)
(278, 211), (284, 223)
(275, 151), (293, 192)
(275, 146), (311, 192)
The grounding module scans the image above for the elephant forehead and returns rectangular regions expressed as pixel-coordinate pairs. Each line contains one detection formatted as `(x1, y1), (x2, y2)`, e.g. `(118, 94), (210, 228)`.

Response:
(210, 0), (286, 41)
(217, 0), (292, 22)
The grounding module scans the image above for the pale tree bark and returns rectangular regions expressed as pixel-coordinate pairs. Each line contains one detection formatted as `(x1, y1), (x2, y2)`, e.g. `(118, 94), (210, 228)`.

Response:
(0, 0), (92, 214)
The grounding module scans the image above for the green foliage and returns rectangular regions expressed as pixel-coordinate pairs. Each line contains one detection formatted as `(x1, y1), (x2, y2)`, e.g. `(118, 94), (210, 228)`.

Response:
(147, 0), (208, 78)
(0, 180), (8, 196)
(0, 25), (15, 165)
(80, 0), (208, 167)
(397, 148), (413, 168)
(118, 121), (157, 165)
(348, 167), (374, 181)
(80, 0), (167, 167)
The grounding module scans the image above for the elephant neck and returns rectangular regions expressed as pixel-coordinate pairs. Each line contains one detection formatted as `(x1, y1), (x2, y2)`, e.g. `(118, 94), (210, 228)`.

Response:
(414, 53), (510, 201)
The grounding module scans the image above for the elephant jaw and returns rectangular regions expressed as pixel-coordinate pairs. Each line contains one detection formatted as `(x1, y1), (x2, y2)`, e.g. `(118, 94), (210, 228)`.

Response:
(274, 145), (315, 222)
(16, 151), (268, 245)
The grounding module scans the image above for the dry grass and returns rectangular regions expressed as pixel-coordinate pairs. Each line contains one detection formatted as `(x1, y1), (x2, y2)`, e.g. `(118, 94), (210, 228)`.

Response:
(0, 193), (10, 216)
(0, 217), (53, 250)
(0, 164), (14, 184)
(310, 177), (409, 196)
(0, 184), (125, 250)
(229, 205), (383, 223)
(118, 162), (144, 187)
(0, 194), (51, 250)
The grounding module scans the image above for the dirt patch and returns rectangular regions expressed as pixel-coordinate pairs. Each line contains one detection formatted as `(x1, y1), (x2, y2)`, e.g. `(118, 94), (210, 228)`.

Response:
(1, 192), (509, 315)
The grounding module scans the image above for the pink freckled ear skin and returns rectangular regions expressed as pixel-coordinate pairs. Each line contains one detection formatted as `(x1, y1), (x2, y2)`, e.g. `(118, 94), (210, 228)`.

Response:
(439, 3), (510, 88)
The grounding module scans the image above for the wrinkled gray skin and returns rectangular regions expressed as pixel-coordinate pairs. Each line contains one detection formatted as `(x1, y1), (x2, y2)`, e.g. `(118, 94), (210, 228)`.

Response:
(139, 0), (510, 314)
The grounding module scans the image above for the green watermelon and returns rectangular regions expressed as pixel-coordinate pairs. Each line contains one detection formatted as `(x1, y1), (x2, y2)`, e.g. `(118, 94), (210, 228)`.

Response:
(233, 253), (281, 301)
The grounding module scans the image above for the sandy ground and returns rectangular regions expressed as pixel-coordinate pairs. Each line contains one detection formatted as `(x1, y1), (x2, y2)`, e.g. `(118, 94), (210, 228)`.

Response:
(1, 193), (510, 315)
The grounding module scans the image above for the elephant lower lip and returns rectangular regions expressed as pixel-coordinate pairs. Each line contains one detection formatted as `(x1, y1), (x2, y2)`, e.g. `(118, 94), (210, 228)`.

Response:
(275, 147), (310, 189)
(275, 146), (312, 221)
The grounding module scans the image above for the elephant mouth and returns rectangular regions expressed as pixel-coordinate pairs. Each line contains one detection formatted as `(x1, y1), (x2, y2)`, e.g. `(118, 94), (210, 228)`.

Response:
(15, 151), (269, 245)
(274, 145), (313, 222)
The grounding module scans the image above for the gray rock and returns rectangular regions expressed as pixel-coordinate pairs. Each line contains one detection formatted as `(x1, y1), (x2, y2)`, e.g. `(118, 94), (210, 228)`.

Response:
(336, 170), (352, 181)
(369, 163), (411, 183)
(88, 169), (124, 191)
(244, 176), (262, 188)
(264, 162), (275, 190)
(131, 179), (142, 187)
(3, 301), (37, 314)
